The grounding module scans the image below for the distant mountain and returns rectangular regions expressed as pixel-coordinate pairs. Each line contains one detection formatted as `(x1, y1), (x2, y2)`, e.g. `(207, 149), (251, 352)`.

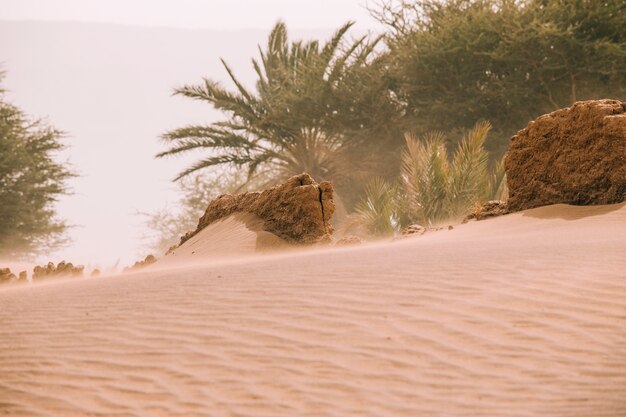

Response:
(0, 21), (334, 265)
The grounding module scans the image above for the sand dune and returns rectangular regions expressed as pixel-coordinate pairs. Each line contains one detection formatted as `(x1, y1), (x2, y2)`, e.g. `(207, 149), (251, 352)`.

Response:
(159, 213), (289, 267)
(1, 203), (626, 416)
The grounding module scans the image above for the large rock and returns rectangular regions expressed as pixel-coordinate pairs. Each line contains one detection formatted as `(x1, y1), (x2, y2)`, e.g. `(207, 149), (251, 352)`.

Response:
(178, 173), (335, 247)
(505, 100), (626, 211)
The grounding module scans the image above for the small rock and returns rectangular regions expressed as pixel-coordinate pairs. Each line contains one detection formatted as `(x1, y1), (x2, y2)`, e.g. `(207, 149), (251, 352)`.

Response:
(463, 200), (509, 223)
(335, 235), (364, 246)
(401, 224), (427, 236)
(125, 254), (157, 272)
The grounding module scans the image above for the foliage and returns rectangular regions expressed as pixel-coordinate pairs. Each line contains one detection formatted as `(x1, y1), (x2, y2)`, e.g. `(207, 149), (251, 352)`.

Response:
(486, 159), (508, 202)
(400, 121), (500, 226)
(158, 21), (402, 205)
(344, 121), (503, 237)
(0, 75), (74, 259)
(372, 0), (626, 154)
(157, 1), (623, 233)
(400, 131), (453, 226)
(347, 177), (400, 237)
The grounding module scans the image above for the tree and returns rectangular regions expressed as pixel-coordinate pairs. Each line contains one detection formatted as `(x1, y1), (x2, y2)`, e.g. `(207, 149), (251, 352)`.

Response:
(372, 0), (626, 155)
(0, 74), (74, 259)
(158, 21), (403, 207)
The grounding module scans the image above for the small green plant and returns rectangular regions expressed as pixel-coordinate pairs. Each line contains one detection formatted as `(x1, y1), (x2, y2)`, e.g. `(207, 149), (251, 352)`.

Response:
(401, 121), (500, 226)
(486, 159), (508, 202)
(340, 177), (399, 238)
(401, 130), (452, 226)
(400, 120), (507, 227)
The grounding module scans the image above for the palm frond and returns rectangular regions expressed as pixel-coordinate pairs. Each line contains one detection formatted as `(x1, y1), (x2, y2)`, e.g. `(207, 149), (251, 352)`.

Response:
(486, 158), (508, 201)
(327, 35), (367, 82)
(174, 79), (260, 122)
(159, 19), (367, 187)
(401, 131), (450, 226)
(220, 58), (255, 101)
(354, 177), (399, 237)
(399, 121), (498, 226)
(173, 154), (255, 181)
(448, 120), (490, 218)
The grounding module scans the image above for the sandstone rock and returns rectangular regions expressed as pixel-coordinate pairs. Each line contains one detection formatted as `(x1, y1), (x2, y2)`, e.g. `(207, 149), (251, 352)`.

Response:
(125, 255), (157, 272)
(463, 200), (509, 223)
(396, 224), (444, 240)
(401, 224), (427, 236)
(335, 235), (364, 246)
(505, 99), (626, 211)
(177, 173), (335, 248)
(33, 261), (84, 280)
(0, 268), (17, 284)
(0, 268), (27, 284)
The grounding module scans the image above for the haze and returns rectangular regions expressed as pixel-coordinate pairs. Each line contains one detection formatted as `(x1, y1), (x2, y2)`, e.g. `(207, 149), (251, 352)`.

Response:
(0, 0), (377, 267)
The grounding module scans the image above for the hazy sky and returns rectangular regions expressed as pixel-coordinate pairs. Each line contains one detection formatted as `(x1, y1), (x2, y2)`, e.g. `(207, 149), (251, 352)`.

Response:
(1, 1), (380, 268)
(2, 0), (379, 30)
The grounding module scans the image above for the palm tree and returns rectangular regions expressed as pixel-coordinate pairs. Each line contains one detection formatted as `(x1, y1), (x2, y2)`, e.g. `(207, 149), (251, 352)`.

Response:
(340, 121), (506, 238)
(400, 121), (502, 226)
(157, 21), (382, 185)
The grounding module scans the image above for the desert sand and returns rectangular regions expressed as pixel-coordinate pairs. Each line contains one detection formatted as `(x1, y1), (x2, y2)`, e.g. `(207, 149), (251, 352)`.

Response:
(1, 203), (625, 416)
(161, 213), (289, 266)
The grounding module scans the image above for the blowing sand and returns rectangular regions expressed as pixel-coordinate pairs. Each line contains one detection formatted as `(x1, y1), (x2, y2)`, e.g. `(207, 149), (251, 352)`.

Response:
(1, 203), (625, 416)
(160, 213), (289, 267)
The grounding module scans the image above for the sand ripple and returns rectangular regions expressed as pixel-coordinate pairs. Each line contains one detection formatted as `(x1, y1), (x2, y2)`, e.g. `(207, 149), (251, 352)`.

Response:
(1, 203), (626, 416)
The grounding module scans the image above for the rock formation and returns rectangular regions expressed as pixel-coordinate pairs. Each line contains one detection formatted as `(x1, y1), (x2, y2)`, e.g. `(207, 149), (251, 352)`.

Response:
(0, 268), (28, 284)
(398, 224), (446, 238)
(463, 200), (509, 222)
(505, 99), (626, 211)
(32, 261), (84, 280)
(0, 268), (18, 284)
(400, 224), (427, 236)
(335, 235), (364, 246)
(177, 173), (335, 248)
(125, 255), (157, 271)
